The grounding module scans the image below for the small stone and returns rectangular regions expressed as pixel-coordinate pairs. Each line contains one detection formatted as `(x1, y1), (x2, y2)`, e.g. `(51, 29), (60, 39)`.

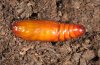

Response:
(85, 39), (90, 44)
(82, 50), (95, 60)
(72, 53), (82, 63)
(73, 2), (81, 9)
(63, 60), (73, 65)
(80, 58), (87, 65)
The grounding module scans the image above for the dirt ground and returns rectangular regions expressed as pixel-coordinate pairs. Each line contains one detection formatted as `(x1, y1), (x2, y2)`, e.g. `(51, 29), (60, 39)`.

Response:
(0, 0), (100, 65)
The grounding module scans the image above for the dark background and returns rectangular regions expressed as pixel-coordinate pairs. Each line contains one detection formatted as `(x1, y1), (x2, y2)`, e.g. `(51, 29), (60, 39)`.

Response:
(0, 0), (100, 65)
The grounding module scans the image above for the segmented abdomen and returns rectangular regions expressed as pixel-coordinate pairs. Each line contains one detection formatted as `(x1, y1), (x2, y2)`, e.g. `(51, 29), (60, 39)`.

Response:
(12, 20), (85, 42)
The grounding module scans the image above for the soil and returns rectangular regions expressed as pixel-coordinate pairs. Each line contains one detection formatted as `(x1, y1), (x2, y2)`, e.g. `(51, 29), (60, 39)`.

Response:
(0, 0), (100, 65)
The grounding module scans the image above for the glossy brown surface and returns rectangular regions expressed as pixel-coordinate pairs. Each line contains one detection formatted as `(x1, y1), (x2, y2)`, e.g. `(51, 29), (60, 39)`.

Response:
(12, 20), (85, 41)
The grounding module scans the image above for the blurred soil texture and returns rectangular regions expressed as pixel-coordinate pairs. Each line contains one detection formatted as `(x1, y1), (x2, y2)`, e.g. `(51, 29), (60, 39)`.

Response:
(0, 0), (100, 65)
